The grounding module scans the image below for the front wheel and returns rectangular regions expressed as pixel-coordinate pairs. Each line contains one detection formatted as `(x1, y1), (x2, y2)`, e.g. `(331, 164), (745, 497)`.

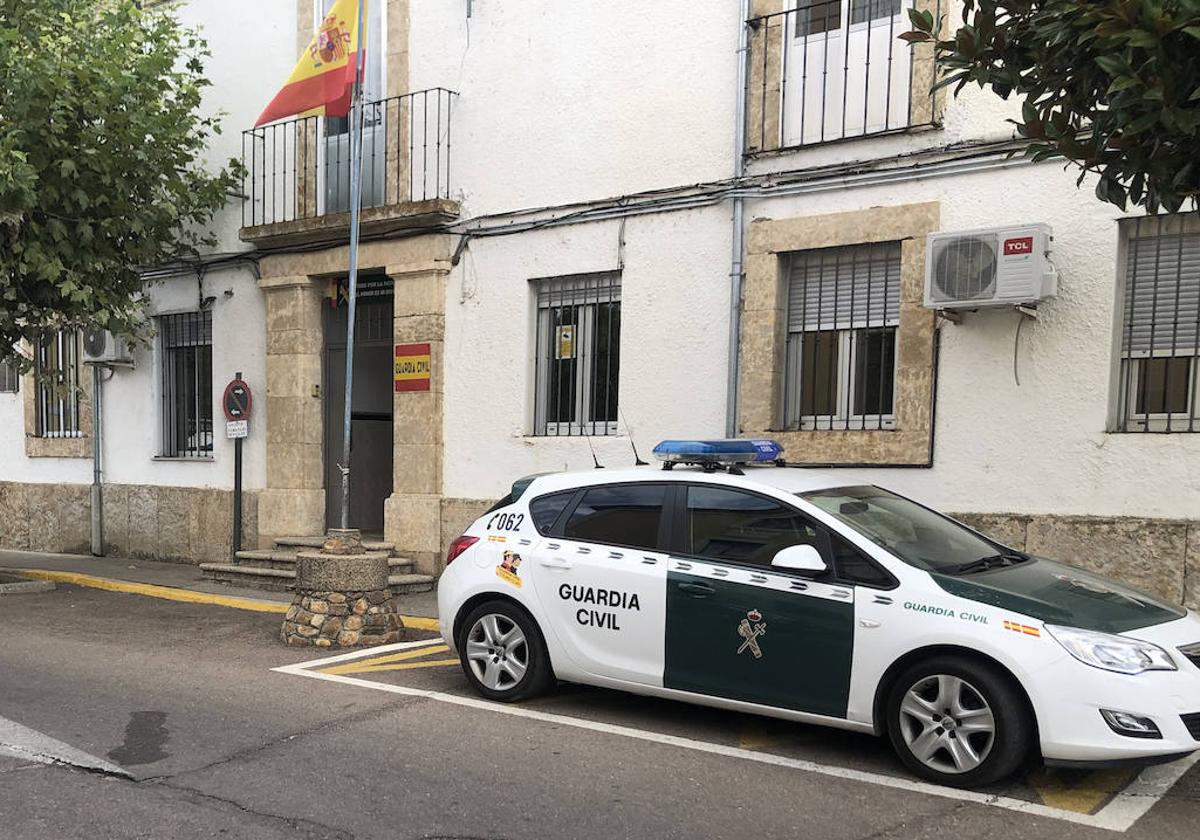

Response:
(886, 655), (1032, 787)
(456, 600), (554, 702)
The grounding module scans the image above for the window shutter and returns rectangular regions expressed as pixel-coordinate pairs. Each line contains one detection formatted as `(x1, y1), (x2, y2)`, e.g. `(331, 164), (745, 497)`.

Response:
(787, 242), (900, 333)
(1122, 229), (1200, 358)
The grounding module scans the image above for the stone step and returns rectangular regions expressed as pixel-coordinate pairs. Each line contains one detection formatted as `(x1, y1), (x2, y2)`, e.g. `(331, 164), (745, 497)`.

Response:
(234, 549), (406, 571)
(200, 563), (434, 596)
(273, 536), (397, 553)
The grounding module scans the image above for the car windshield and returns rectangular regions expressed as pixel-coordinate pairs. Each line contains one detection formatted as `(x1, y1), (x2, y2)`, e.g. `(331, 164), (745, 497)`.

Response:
(799, 485), (1016, 574)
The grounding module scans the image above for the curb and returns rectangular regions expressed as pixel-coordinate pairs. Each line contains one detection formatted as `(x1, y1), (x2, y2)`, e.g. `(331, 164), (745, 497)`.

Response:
(11, 569), (440, 632)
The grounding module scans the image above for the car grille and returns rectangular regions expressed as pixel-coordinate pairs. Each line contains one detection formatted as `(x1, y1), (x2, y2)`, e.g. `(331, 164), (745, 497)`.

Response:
(1182, 714), (1200, 741)
(1180, 642), (1200, 670)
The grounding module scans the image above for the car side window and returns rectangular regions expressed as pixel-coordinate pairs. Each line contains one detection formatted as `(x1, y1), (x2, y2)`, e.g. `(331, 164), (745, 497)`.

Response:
(830, 533), (896, 589)
(685, 485), (823, 568)
(562, 484), (668, 551)
(529, 490), (575, 535)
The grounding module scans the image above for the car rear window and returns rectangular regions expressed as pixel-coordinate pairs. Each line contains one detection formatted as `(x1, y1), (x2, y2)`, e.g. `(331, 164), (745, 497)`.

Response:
(563, 484), (667, 551)
(529, 490), (574, 535)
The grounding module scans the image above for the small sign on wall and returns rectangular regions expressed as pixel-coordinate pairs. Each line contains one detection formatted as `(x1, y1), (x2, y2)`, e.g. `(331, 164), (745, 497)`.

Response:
(394, 343), (431, 392)
(226, 420), (248, 439)
(555, 325), (576, 360)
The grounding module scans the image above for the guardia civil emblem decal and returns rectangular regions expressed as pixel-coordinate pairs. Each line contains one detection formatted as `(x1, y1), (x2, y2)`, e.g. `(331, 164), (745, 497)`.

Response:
(736, 609), (767, 659)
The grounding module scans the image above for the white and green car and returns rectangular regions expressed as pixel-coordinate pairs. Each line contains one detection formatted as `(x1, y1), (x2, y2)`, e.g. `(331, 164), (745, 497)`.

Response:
(437, 440), (1200, 788)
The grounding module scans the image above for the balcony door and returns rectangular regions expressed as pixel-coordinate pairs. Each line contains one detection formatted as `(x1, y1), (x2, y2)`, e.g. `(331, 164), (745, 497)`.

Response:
(317, 0), (386, 214)
(781, 0), (912, 146)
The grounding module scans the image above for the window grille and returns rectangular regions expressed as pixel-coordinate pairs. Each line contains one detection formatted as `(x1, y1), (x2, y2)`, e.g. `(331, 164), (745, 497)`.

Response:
(782, 242), (900, 430)
(1115, 213), (1200, 432)
(34, 330), (82, 437)
(0, 356), (18, 393)
(160, 311), (214, 457)
(533, 273), (621, 436)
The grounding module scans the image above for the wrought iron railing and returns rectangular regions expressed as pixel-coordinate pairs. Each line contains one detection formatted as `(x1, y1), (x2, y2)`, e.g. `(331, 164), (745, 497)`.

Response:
(746, 1), (940, 154)
(241, 87), (457, 228)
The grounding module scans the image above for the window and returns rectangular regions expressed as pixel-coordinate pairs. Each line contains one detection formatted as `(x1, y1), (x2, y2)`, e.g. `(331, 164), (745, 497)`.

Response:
(0, 356), (17, 393)
(159, 311), (213, 458)
(563, 484), (666, 551)
(1115, 213), (1200, 432)
(830, 533), (895, 588)
(794, 0), (840, 36)
(530, 490), (575, 535)
(34, 330), (82, 437)
(533, 273), (621, 436)
(686, 486), (823, 567)
(783, 242), (899, 430)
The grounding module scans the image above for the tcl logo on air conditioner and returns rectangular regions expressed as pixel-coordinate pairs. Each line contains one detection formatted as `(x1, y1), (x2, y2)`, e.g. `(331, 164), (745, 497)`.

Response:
(1003, 237), (1034, 256)
(923, 223), (1056, 310)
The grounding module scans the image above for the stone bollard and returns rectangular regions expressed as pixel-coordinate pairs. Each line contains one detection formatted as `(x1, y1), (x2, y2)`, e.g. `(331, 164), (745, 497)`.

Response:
(280, 528), (407, 648)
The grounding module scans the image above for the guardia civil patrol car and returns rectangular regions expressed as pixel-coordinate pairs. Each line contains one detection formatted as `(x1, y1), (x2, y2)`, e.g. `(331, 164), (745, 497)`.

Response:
(438, 440), (1200, 788)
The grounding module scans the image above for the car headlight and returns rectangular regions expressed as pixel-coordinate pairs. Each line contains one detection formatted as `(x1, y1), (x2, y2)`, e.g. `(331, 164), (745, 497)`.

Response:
(1046, 625), (1177, 675)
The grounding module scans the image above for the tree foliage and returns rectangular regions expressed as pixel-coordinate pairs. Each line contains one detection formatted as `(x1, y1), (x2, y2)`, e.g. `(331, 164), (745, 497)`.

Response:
(0, 0), (240, 361)
(905, 0), (1200, 213)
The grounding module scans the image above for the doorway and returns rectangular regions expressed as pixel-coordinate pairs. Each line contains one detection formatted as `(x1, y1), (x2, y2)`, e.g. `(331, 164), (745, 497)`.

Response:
(324, 275), (394, 533)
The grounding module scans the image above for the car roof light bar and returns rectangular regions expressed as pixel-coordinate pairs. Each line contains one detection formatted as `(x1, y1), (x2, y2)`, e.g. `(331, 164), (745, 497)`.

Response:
(652, 439), (785, 471)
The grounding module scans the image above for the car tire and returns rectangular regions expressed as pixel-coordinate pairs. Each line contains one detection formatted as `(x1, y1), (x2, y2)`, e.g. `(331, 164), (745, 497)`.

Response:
(456, 600), (554, 702)
(885, 655), (1032, 788)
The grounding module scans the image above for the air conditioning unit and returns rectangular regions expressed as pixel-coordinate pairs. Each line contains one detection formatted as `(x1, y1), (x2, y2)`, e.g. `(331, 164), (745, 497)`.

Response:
(924, 224), (1056, 310)
(82, 327), (134, 366)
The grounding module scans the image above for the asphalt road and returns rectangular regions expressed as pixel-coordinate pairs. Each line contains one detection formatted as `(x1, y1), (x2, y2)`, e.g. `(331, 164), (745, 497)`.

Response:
(1, 584), (1198, 840)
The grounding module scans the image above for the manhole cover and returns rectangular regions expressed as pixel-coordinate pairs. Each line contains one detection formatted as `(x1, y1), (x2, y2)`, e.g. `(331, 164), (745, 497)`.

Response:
(0, 573), (56, 594)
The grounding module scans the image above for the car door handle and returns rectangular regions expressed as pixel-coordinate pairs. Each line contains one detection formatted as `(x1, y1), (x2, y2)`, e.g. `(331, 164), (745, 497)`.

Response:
(677, 582), (716, 598)
(538, 558), (572, 571)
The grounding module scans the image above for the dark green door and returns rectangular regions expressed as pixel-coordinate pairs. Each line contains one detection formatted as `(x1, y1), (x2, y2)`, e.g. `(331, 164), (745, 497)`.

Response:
(662, 484), (856, 718)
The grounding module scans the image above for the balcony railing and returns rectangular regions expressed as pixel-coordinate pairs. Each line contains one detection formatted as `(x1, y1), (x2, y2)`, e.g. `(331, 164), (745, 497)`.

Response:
(746, 1), (941, 154)
(240, 87), (457, 230)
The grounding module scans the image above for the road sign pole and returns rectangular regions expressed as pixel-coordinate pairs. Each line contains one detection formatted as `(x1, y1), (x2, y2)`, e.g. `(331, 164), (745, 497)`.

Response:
(233, 371), (243, 556)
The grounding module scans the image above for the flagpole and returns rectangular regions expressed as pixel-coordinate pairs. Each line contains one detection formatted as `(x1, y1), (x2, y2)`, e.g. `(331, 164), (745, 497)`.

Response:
(338, 0), (367, 531)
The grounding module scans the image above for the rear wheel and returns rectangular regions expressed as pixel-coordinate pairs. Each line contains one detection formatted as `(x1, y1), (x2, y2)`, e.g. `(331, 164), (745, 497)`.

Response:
(456, 600), (553, 702)
(886, 655), (1032, 787)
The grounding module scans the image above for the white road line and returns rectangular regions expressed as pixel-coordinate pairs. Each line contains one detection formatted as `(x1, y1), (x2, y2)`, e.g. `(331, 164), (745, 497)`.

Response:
(274, 643), (1194, 833)
(0, 715), (129, 777)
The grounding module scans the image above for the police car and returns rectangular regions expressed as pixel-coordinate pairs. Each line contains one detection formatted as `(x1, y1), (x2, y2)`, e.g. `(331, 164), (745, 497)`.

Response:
(437, 439), (1200, 788)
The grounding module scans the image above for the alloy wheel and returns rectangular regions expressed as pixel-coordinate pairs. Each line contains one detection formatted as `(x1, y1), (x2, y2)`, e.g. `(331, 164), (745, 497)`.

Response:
(897, 674), (996, 775)
(465, 613), (529, 692)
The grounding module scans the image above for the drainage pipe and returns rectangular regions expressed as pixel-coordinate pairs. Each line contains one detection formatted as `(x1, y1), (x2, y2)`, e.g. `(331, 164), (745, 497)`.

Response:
(725, 0), (751, 437)
(90, 363), (104, 556)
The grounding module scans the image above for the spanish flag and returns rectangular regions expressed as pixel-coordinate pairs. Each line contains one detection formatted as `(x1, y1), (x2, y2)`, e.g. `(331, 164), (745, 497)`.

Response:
(255, 0), (366, 127)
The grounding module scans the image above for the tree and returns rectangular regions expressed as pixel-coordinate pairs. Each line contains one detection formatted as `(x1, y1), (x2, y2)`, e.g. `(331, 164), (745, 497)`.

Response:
(0, 0), (240, 363)
(905, 0), (1200, 212)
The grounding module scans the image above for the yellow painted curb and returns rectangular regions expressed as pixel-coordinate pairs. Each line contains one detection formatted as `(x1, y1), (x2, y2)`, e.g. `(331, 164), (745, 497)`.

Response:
(14, 568), (441, 632)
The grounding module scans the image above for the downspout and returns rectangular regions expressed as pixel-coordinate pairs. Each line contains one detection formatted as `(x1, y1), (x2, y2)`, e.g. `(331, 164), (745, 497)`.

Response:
(90, 363), (104, 556)
(725, 0), (751, 437)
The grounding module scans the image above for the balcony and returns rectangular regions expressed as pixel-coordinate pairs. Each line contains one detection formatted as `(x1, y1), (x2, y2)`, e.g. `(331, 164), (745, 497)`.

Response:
(239, 88), (459, 248)
(745, 1), (941, 155)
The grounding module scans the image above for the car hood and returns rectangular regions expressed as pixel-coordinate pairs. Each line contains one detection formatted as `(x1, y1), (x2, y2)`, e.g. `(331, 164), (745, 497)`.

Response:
(931, 556), (1186, 634)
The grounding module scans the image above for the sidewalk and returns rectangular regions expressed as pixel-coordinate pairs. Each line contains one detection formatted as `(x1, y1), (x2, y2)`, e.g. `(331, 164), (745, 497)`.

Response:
(0, 549), (438, 622)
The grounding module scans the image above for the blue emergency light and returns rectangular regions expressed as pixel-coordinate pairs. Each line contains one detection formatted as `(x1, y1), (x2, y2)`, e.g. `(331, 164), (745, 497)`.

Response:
(652, 439), (785, 470)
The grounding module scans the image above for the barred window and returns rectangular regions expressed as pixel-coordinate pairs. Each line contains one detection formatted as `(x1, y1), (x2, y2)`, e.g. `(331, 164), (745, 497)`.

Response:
(533, 273), (621, 436)
(1115, 213), (1200, 432)
(0, 356), (18, 393)
(159, 311), (213, 457)
(782, 242), (900, 431)
(34, 330), (82, 437)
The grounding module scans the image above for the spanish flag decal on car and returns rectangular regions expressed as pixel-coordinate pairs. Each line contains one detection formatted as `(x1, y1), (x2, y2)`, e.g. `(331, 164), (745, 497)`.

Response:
(1003, 619), (1041, 638)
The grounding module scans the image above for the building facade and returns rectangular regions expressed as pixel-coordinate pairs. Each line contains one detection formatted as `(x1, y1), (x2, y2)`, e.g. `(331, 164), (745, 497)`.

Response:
(1, 0), (1197, 607)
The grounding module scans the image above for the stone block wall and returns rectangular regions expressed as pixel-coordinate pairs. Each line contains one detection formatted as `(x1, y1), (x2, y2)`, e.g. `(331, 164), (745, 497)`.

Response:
(0, 481), (257, 564)
(954, 512), (1199, 610)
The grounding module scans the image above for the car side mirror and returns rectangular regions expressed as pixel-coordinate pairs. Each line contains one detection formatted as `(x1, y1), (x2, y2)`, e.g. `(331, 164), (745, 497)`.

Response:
(771, 544), (827, 575)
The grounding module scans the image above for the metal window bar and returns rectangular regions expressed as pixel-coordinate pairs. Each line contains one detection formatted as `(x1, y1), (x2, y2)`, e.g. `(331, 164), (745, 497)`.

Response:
(34, 330), (81, 438)
(782, 242), (900, 431)
(747, 0), (937, 153)
(532, 273), (622, 437)
(240, 89), (458, 228)
(159, 311), (214, 457)
(1115, 212), (1200, 433)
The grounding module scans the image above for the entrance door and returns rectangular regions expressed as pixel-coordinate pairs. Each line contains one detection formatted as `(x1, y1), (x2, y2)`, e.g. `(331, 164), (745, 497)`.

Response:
(324, 279), (394, 533)
(663, 484), (855, 718)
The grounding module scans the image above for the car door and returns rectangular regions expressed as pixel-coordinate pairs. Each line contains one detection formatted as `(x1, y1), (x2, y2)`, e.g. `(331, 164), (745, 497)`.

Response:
(663, 484), (856, 718)
(529, 482), (671, 686)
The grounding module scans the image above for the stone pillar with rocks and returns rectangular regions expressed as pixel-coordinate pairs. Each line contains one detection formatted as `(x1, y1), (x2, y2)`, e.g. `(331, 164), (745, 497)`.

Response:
(281, 529), (408, 647)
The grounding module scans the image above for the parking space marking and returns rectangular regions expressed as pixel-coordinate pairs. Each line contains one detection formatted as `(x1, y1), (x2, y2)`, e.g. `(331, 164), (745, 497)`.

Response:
(320, 643), (456, 676)
(275, 641), (1198, 833)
